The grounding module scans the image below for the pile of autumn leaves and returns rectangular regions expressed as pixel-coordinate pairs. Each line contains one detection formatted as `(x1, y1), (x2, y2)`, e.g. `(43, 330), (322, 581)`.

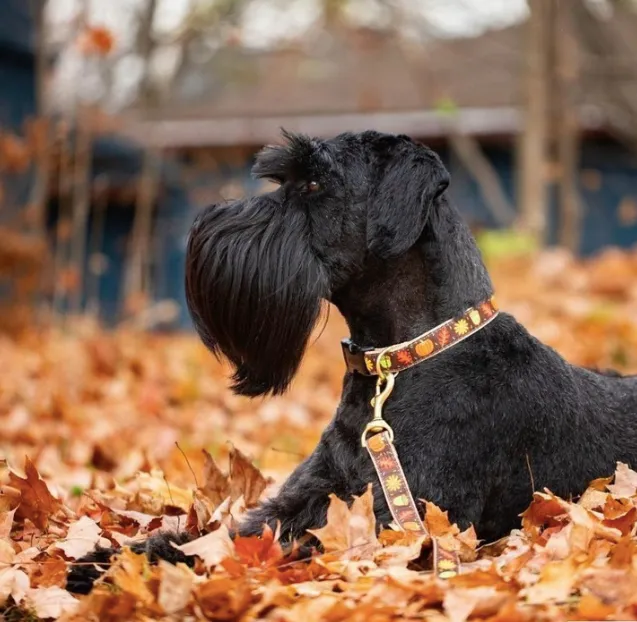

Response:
(3, 450), (637, 620)
(2, 247), (637, 620)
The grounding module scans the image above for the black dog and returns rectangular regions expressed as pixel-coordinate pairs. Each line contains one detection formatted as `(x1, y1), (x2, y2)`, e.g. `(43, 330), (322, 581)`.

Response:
(68, 130), (637, 593)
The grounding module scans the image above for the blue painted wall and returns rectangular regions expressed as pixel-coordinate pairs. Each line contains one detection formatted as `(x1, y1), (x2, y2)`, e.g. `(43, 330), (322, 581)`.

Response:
(442, 139), (637, 256)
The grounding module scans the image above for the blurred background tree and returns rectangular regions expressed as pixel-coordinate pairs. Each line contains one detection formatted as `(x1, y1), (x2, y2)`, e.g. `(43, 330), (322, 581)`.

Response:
(0, 0), (636, 330)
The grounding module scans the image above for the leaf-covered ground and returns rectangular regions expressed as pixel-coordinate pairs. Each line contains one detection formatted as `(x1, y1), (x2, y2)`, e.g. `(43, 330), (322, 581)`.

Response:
(2, 247), (637, 621)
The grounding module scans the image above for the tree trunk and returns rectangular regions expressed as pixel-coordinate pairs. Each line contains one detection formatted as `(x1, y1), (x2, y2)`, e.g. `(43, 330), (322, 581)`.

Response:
(554, 0), (582, 251)
(29, 0), (51, 237)
(517, 0), (552, 242)
(123, 0), (161, 317)
(68, 106), (93, 317)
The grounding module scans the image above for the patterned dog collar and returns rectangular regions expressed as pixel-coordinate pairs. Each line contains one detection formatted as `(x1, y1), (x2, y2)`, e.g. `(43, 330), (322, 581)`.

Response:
(342, 296), (499, 376)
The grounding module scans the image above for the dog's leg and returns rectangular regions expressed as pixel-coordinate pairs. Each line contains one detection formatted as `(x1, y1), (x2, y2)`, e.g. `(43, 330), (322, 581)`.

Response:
(68, 450), (335, 593)
(238, 449), (336, 541)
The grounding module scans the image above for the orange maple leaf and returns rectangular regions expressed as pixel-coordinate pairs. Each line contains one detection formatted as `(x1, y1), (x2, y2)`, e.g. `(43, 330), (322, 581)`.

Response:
(234, 524), (283, 568)
(8, 457), (63, 531)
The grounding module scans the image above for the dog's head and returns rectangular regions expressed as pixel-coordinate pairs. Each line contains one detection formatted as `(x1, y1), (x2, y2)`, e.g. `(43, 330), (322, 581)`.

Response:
(185, 130), (450, 396)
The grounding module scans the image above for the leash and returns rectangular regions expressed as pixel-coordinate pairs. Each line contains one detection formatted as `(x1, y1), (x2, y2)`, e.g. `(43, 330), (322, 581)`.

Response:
(349, 296), (500, 580)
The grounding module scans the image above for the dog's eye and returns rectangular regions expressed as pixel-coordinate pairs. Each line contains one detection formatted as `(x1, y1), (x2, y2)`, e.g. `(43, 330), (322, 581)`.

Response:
(307, 180), (320, 192)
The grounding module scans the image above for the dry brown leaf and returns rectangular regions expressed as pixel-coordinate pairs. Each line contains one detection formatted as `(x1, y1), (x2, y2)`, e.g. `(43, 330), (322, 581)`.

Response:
(200, 447), (271, 510)
(308, 485), (379, 560)
(374, 531), (426, 568)
(200, 449), (230, 507)
(576, 592), (617, 620)
(8, 457), (63, 530)
(424, 501), (460, 538)
(31, 556), (68, 588)
(195, 575), (253, 620)
(457, 524), (479, 562)
(228, 446), (272, 508)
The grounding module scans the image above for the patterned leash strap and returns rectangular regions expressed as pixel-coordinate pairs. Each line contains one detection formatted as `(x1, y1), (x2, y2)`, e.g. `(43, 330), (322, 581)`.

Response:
(362, 370), (460, 580)
(365, 431), (461, 579)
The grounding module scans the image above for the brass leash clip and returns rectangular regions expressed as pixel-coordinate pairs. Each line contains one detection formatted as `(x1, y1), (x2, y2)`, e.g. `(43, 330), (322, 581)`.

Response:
(361, 351), (397, 446)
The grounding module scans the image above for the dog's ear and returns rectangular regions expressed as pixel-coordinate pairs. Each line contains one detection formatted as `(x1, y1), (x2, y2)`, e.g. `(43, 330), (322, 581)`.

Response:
(367, 145), (450, 259)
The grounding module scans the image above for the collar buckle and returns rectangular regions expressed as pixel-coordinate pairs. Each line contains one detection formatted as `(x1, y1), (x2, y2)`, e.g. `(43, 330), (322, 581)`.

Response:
(340, 338), (373, 375)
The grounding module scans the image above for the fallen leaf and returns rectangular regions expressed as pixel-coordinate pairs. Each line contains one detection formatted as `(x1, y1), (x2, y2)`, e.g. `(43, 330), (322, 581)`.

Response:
(443, 586), (507, 622)
(525, 558), (578, 605)
(228, 446), (272, 508)
(157, 560), (194, 614)
(8, 457), (63, 530)
(174, 525), (234, 569)
(56, 516), (110, 559)
(424, 501), (460, 538)
(30, 556), (67, 588)
(200, 449), (230, 508)
(607, 462), (637, 498)
(27, 586), (79, 618)
(309, 485), (379, 560)
(520, 491), (566, 537)
(0, 567), (29, 607)
(195, 575), (252, 620)
(199, 447), (271, 510)
(109, 547), (154, 605)
(0, 508), (16, 540)
(234, 524), (283, 568)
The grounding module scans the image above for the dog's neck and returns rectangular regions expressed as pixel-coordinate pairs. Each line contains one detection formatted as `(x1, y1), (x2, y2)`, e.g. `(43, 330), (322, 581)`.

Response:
(334, 200), (494, 348)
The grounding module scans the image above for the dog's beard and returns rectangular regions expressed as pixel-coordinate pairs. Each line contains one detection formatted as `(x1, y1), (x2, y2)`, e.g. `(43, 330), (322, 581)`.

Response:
(185, 199), (328, 397)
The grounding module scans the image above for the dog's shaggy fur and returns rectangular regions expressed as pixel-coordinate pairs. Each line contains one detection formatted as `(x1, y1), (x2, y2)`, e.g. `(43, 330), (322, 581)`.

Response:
(68, 130), (637, 594)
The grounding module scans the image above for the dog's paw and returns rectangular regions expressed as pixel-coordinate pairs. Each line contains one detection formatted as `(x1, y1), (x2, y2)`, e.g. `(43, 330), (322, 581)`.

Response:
(67, 532), (197, 594)
(66, 546), (117, 594)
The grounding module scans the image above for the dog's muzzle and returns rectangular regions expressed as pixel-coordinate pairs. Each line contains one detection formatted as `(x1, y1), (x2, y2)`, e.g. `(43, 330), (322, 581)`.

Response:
(185, 198), (329, 396)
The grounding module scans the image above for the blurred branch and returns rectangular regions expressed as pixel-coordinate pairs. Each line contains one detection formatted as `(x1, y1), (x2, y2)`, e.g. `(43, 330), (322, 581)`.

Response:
(448, 131), (516, 226)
